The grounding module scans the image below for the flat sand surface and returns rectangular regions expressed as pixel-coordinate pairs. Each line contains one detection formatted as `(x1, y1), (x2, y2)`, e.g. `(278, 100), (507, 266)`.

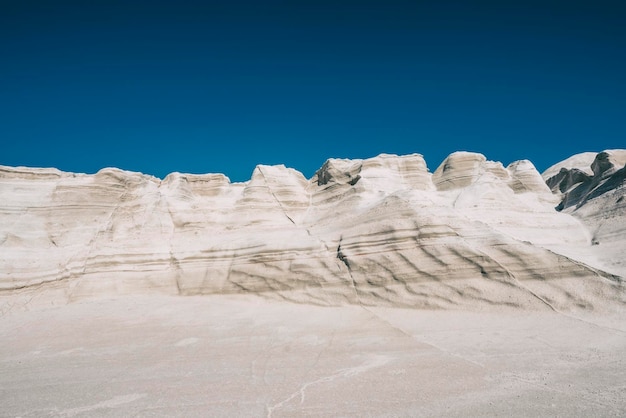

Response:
(1, 295), (625, 417)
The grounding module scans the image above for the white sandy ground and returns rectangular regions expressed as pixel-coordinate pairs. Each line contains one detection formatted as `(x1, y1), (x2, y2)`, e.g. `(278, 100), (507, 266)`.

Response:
(1, 294), (624, 417)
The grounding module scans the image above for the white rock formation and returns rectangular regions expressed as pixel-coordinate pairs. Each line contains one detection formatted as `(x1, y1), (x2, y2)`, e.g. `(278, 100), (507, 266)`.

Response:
(542, 149), (626, 277)
(1, 151), (624, 312)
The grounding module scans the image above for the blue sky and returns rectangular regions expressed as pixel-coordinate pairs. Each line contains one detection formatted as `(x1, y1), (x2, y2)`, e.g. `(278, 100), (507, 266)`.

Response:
(1, 0), (625, 182)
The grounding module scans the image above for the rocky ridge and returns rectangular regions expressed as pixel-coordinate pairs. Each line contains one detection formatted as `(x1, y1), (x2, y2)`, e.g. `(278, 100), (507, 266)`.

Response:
(1, 151), (624, 312)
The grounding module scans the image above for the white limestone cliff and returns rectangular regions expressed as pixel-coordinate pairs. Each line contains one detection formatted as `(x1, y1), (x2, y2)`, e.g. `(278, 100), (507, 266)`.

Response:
(1, 151), (624, 312)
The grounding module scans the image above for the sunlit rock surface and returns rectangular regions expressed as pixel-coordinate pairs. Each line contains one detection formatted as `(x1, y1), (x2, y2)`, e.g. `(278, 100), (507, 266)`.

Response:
(542, 149), (626, 276)
(1, 151), (624, 312)
(2, 151), (626, 417)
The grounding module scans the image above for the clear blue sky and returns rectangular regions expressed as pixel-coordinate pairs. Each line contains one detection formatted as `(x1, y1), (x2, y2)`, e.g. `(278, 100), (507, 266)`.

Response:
(2, 0), (625, 181)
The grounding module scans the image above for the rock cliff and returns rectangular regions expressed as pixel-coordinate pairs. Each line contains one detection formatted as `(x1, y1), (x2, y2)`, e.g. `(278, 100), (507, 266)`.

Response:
(1, 151), (624, 311)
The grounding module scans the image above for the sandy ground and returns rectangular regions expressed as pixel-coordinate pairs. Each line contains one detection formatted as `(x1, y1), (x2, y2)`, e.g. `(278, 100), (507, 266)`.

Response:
(1, 294), (625, 417)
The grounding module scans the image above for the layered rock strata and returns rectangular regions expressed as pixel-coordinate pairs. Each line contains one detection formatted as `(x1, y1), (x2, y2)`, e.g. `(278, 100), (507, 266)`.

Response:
(543, 149), (626, 276)
(1, 151), (624, 311)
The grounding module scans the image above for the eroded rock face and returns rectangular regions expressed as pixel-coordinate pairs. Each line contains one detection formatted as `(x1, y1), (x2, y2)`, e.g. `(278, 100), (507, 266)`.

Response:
(432, 152), (488, 191)
(1, 152), (624, 311)
(542, 150), (626, 276)
(544, 150), (626, 211)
